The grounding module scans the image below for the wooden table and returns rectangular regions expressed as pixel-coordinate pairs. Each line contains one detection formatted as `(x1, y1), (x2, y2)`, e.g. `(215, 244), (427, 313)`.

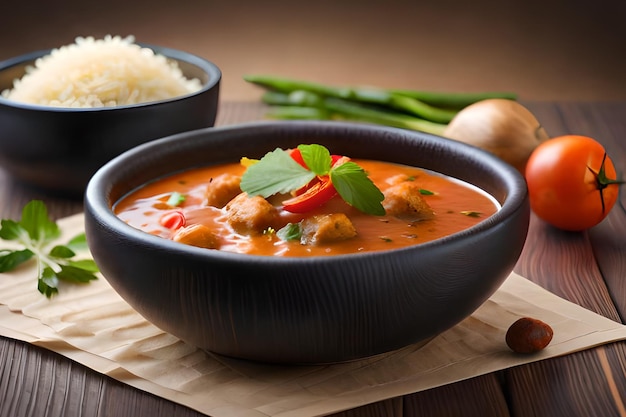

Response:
(1, 101), (625, 417)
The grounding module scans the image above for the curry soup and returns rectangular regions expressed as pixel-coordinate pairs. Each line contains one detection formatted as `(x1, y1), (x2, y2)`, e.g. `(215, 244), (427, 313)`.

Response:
(114, 159), (499, 256)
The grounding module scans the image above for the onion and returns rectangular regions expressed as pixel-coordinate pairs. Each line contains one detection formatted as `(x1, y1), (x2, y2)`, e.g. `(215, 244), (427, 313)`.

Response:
(443, 99), (549, 173)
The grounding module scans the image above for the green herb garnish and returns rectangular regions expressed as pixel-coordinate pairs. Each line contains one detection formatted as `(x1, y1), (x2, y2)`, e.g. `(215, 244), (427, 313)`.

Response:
(276, 222), (303, 241)
(240, 147), (315, 197)
(166, 191), (186, 207)
(0, 200), (99, 298)
(329, 161), (385, 215)
(240, 144), (385, 215)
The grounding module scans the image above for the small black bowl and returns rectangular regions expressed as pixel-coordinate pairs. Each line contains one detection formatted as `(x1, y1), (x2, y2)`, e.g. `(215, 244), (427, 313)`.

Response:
(0, 44), (221, 197)
(84, 121), (529, 364)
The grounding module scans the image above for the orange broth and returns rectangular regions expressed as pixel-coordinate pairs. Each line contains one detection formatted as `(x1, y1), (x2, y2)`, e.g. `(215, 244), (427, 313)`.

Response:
(114, 159), (499, 256)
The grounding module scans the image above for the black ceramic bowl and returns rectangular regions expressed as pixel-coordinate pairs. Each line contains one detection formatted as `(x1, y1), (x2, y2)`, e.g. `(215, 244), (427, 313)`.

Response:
(0, 44), (221, 197)
(84, 121), (529, 364)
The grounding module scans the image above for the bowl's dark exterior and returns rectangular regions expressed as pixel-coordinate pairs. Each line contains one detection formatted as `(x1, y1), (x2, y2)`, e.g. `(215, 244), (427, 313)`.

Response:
(0, 45), (220, 197)
(84, 121), (529, 364)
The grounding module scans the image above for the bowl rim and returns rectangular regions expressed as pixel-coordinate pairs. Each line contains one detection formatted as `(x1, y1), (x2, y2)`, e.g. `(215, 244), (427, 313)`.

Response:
(85, 120), (529, 265)
(0, 43), (221, 112)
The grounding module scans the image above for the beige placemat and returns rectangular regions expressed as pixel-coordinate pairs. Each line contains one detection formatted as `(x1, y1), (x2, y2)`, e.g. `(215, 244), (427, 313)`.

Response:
(2, 213), (626, 417)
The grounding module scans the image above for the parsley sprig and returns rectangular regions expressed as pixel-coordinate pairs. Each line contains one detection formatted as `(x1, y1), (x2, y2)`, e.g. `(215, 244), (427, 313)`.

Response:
(240, 144), (385, 215)
(0, 200), (99, 298)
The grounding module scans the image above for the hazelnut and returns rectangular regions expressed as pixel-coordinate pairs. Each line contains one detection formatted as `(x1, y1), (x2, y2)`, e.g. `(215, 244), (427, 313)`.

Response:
(506, 317), (553, 354)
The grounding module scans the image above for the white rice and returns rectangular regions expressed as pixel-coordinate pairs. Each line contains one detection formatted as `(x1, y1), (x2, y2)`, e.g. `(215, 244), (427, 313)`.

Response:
(2, 35), (203, 108)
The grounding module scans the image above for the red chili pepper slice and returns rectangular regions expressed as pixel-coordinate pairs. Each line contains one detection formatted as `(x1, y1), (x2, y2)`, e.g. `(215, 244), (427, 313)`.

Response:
(160, 211), (186, 230)
(290, 148), (308, 168)
(332, 155), (350, 167)
(290, 148), (312, 196)
(283, 151), (351, 213)
(282, 176), (338, 213)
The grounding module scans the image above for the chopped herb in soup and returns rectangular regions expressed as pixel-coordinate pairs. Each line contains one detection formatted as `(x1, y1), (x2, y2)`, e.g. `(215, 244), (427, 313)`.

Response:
(114, 144), (499, 256)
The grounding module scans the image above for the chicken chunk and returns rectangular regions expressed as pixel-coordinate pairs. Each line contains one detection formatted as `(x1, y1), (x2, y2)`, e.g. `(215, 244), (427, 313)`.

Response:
(383, 181), (435, 221)
(224, 193), (279, 235)
(205, 173), (242, 208)
(172, 224), (220, 249)
(300, 213), (357, 245)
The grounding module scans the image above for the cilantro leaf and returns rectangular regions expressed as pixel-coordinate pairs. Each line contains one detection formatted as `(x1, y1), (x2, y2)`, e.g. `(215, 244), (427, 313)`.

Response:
(66, 233), (88, 251)
(49, 245), (76, 258)
(38, 266), (59, 298)
(241, 148), (315, 197)
(0, 219), (24, 240)
(330, 162), (385, 215)
(0, 249), (34, 272)
(57, 264), (99, 283)
(298, 144), (332, 176)
(0, 200), (99, 298)
(67, 259), (100, 272)
(20, 200), (60, 244)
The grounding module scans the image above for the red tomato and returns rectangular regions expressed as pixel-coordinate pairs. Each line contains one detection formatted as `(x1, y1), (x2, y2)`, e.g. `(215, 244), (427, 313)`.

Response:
(525, 135), (622, 231)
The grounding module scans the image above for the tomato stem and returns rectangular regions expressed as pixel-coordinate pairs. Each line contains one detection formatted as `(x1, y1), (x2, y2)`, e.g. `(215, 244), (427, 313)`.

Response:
(588, 152), (624, 213)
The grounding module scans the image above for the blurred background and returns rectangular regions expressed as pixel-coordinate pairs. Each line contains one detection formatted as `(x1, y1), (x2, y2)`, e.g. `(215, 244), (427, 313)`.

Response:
(2, 0), (625, 102)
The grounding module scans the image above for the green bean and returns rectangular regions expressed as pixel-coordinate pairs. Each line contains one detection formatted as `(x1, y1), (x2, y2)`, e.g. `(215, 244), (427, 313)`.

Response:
(263, 91), (447, 136)
(245, 75), (457, 124)
(391, 89), (518, 109)
(386, 94), (457, 124)
(245, 75), (353, 98)
(322, 97), (447, 136)
(261, 91), (324, 107)
(266, 106), (331, 120)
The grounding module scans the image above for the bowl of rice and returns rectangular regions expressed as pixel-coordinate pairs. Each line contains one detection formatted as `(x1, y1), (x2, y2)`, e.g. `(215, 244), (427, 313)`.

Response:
(0, 35), (221, 196)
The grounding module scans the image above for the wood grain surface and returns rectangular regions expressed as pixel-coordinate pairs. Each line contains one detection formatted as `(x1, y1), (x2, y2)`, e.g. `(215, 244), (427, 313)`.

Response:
(1, 101), (625, 417)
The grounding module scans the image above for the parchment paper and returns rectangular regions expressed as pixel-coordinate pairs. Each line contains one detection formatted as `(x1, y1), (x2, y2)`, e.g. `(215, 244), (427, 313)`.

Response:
(2, 214), (626, 417)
